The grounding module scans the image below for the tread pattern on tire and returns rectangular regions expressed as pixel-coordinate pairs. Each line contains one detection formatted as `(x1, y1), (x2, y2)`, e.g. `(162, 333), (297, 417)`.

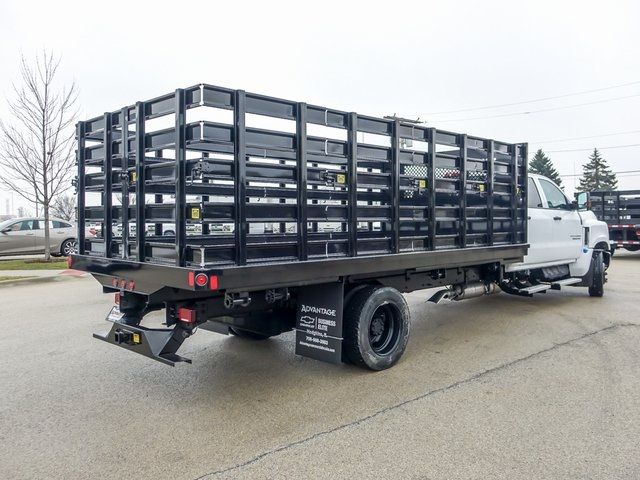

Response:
(588, 252), (604, 297)
(343, 286), (379, 369)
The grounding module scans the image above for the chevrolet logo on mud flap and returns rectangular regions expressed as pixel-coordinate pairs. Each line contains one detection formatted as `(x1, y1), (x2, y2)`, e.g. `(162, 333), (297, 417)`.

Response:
(299, 315), (316, 328)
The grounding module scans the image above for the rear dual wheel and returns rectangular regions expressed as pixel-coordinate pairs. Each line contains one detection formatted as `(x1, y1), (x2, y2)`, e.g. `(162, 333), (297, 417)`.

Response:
(343, 286), (410, 371)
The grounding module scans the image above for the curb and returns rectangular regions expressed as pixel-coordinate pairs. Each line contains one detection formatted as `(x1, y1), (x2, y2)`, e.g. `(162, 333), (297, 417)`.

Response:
(0, 273), (89, 288)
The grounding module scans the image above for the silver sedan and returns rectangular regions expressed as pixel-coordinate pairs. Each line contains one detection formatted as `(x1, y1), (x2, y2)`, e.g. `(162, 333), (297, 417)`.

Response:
(0, 217), (82, 257)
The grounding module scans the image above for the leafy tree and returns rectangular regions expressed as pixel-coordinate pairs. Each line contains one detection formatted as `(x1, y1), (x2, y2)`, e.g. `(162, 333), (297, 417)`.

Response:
(528, 149), (562, 186)
(576, 148), (617, 192)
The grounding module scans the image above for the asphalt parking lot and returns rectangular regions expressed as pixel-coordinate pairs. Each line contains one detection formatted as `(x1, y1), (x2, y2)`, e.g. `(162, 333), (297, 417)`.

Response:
(1, 253), (639, 479)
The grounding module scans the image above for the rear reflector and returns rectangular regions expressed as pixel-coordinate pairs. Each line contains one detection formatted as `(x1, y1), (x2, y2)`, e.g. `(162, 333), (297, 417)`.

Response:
(209, 275), (218, 290)
(187, 272), (195, 287)
(177, 307), (197, 323)
(114, 292), (121, 306)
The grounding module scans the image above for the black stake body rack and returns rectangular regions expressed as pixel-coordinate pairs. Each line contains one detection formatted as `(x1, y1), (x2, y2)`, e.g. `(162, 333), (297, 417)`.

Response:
(588, 190), (640, 226)
(76, 84), (527, 268)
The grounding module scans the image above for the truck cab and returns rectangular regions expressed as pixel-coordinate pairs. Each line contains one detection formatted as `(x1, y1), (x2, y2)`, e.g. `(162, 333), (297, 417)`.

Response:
(504, 174), (610, 294)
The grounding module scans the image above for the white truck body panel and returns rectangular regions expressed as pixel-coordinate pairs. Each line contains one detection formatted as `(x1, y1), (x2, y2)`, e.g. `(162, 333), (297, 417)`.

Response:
(506, 174), (610, 277)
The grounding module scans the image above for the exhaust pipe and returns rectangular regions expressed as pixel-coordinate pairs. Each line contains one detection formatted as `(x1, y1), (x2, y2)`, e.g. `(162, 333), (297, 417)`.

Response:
(428, 282), (497, 304)
(451, 282), (497, 300)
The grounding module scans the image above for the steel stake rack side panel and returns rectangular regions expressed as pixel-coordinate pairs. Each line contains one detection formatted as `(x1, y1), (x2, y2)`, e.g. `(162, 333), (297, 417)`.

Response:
(589, 190), (640, 225)
(589, 189), (640, 245)
(75, 84), (527, 269)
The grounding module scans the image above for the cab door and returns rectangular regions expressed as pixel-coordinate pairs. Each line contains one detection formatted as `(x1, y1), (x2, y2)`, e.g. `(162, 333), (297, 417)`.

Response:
(525, 177), (555, 264)
(537, 177), (582, 262)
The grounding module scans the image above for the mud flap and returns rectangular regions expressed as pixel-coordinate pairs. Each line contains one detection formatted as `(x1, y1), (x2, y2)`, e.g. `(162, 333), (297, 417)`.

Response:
(295, 282), (344, 364)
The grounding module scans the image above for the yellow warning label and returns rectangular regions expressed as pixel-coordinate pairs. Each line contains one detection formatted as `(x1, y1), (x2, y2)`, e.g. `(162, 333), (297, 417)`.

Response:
(479, 184), (485, 192)
(418, 179), (426, 189)
(336, 174), (346, 184)
(131, 172), (137, 182)
(132, 333), (141, 344)
(191, 207), (201, 219)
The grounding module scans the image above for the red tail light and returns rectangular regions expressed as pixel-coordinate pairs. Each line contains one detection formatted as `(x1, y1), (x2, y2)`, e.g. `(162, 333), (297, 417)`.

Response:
(114, 292), (121, 306)
(177, 307), (197, 323)
(188, 272), (218, 290)
(194, 273), (208, 287)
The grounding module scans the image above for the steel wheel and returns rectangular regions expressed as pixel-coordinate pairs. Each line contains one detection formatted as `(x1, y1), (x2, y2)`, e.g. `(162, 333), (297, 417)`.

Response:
(368, 303), (401, 356)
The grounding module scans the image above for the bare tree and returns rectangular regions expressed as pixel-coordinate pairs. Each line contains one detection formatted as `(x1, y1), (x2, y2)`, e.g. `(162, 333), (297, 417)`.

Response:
(51, 194), (76, 221)
(0, 52), (78, 260)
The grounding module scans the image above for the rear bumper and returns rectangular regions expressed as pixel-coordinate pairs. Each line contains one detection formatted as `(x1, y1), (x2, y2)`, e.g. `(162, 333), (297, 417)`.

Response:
(93, 310), (192, 366)
(70, 254), (211, 294)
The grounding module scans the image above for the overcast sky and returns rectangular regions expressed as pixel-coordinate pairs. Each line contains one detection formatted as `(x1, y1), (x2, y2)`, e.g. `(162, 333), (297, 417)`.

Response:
(1, 0), (639, 213)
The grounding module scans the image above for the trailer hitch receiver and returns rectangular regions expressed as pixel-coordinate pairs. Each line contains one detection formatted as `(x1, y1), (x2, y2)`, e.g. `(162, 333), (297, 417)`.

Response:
(94, 315), (192, 366)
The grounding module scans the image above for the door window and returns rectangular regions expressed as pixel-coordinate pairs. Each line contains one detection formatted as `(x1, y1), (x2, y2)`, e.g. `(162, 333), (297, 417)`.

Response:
(52, 220), (72, 228)
(9, 220), (35, 231)
(527, 178), (543, 208)
(538, 179), (569, 209)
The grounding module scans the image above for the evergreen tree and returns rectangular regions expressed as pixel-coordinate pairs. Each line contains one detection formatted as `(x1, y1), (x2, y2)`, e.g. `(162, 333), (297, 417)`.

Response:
(576, 148), (618, 192)
(528, 149), (562, 186)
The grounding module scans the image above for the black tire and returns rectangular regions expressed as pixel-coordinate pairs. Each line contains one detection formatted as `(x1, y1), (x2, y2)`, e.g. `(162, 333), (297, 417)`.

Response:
(60, 238), (77, 257)
(343, 286), (410, 371)
(624, 245), (640, 252)
(589, 251), (605, 297)
(229, 326), (272, 340)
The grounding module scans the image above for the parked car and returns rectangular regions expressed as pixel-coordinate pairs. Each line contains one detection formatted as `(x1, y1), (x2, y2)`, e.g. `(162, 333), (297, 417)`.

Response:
(0, 217), (80, 257)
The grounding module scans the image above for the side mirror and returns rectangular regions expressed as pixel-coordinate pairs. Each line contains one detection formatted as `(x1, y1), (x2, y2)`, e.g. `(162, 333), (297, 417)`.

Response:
(1, 228), (9, 234)
(569, 200), (578, 210)
(576, 192), (589, 210)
